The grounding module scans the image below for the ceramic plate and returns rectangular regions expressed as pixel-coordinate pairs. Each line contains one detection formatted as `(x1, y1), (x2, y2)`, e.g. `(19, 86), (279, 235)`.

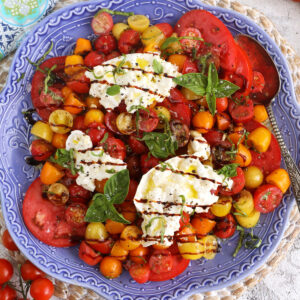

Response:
(0, 1), (299, 299)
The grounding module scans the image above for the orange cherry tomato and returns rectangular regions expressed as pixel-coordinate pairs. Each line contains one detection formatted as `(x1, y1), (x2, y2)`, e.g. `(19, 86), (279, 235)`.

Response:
(100, 257), (123, 279)
(228, 126), (246, 145)
(51, 133), (68, 149)
(216, 112), (231, 131)
(129, 245), (150, 263)
(40, 162), (64, 185)
(192, 111), (214, 133)
(233, 144), (252, 167)
(64, 93), (86, 115)
(266, 168), (291, 193)
(191, 217), (216, 237)
(253, 104), (268, 123)
(176, 223), (197, 242)
(167, 54), (187, 72)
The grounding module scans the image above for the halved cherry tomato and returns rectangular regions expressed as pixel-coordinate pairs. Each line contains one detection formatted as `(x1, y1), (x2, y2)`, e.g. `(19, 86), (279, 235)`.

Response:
(31, 56), (66, 120)
(104, 111), (121, 134)
(216, 112), (231, 131)
(136, 108), (159, 132)
(228, 97), (254, 123)
(140, 153), (159, 174)
(251, 71), (265, 93)
(66, 70), (90, 94)
(84, 51), (106, 68)
(203, 130), (223, 147)
(102, 137), (126, 160)
(155, 23), (173, 37)
(191, 217), (216, 236)
(89, 238), (114, 254)
(180, 27), (202, 53)
(21, 260), (45, 281)
(69, 183), (92, 203)
(79, 241), (102, 266)
(118, 29), (140, 54)
(254, 184), (283, 213)
(220, 167), (245, 196)
(175, 10), (237, 72)
(216, 97), (228, 113)
(128, 135), (148, 154)
(88, 124), (108, 146)
(65, 203), (87, 228)
(91, 11), (113, 35)
(94, 34), (117, 54)
(23, 178), (86, 247)
(213, 213), (236, 239)
(30, 139), (55, 161)
(244, 120), (281, 175)
(182, 58), (199, 74)
(149, 249), (173, 274)
(129, 263), (150, 284)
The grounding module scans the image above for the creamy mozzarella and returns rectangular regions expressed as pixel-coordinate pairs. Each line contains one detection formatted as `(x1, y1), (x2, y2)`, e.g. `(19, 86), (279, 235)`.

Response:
(65, 131), (126, 191)
(187, 130), (211, 160)
(85, 53), (181, 112)
(134, 155), (232, 247)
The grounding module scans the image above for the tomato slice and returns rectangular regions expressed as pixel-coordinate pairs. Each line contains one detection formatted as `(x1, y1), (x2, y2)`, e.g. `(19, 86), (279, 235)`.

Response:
(213, 213), (236, 239)
(149, 250), (173, 274)
(79, 241), (102, 266)
(136, 108), (159, 132)
(31, 56), (66, 121)
(228, 97), (254, 124)
(244, 119), (281, 175)
(149, 244), (190, 281)
(254, 184), (283, 213)
(102, 137), (126, 160)
(129, 263), (151, 284)
(252, 71), (265, 93)
(175, 10), (237, 72)
(23, 178), (86, 247)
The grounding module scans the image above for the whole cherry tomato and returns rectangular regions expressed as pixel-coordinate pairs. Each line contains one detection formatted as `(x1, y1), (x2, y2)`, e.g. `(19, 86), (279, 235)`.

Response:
(94, 34), (117, 54)
(84, 51), (106, 68)
(21, 260), (45, 281)
(30, 278), (54, 300)
(2, 230), (18, 251)
(0, 285), (17, 300)
(0, 259), (13, 284)
(213, 213), (236, 239)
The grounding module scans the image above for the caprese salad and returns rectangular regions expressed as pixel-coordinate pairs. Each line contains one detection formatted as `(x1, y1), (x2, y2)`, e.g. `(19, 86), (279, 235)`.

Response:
(22, 8), (291, 283)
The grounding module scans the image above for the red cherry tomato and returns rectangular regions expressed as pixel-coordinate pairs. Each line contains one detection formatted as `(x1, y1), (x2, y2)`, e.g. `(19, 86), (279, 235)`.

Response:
(136, 108), (159, 132)
(180, 27), (202, 53)
(65, 203), (87, 228)
(129, 263), (151, 284)
(69, 183), (92, 203)
(175, 10), (238, 72)
(0, 259), (13, 284)
(182, 58), (199, 74)
(254, 184), (283, 213)
(91, 11), (113, 35)
(30, 278), (54, 300)
(155, 23), (173, 37)
(21, 260), (45, 281)
(149, 250), (173, 274)
(0, 285), (17, 300)
(88, 239), (114, 254)
(126, 155), (141, 179)
(128, 135), (147, 155)
(179, 212), (190, 230)
(84, 51), (106, 68)
(88, 124), (108, 146)
(213, 213), (236, 239)
(203, 130), (223, 146)
(251, 71), (265, 93)
(94, 34), (117, 54)
(126, 179), (138, 201)
(220, 167), (245, 196)
(79, 241), (103, 266)
(140, 153), (159, 174)
(105, 50), (121, 61)
(66, 70), (90, 94)
(2, 229), (18, 251)
(102, 137), (126, 160)
(73, 115), (87, 130)
(104, 111), (121, 134)
(216, 97), (228, 113)
(118, 29), (140, 54)
(30, 139), (55, 161)
(228, 97), (254, 124)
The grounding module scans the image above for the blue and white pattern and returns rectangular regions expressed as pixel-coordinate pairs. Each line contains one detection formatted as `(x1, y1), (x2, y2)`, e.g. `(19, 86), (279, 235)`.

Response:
(0, 1), (299, 299)
(0, 0), (58, 59)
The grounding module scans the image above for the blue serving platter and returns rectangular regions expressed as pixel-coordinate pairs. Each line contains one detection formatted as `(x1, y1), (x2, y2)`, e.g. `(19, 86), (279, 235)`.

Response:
(0, 1), (299, 299)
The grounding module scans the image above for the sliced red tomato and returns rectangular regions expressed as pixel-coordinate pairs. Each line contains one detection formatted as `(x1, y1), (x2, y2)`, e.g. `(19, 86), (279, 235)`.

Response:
(228, 97), (254, 124)
(216, 97), (228, 113)
(30, 139), (55, 161)
(91, 11), (113, 35)
(149, 250), (173, 274)
(69, 183), (92, 203)
(244, 119), (281, 175)
(79, 241), (102, 266)
(105, 50), (121, 61)
(128, 135), (148, 155)
(136, 108), (159, 132)
(175, 10), (237, 72)
(31, 56), (66, 120)
(155, 23), (173, 37)
(66, 70), (90, 94)
(23, 178), (86, 247)
(220, 167), (245, 196)
(254, 184), (283, 213)
(88, 124), (108, 146)
(252, 71), (265, 93)
(140, 153), (159, 174)
(84, 51), (106, 68)
(235, 35), (279, 104)
(88, 239), (114, 254)
(104, 111), (121, 134)
(73, 115), (86, 131)
(118, 29), (140, 54)
(182, 58), (199, 74)
(129, 263), (151, 284)
(149, 244), (189, 281)
(213, 213), (236, 239)
(180, 27), (202, 53)
(102, 137), (126, 160)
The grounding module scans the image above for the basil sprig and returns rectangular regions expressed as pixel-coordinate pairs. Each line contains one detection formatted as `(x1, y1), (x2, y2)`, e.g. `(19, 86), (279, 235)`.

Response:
(217, 163), (239, 178)
(173, 63), (239, 115)
(160, 36), (204, 50)
(97, 8), (134, 17)
(50, 149), (79, 175)
(85, 169), (130, 224)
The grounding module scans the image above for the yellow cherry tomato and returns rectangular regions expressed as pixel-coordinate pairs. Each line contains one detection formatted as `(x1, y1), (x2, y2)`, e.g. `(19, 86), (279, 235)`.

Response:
(85, 222), (108, 243)
(48, 109), (73, 134)
(112, 23), (130, 40)
(244, 166), (264, 189)
(248, 127), (271, 153)
(84, 109), (104, 127)
(266, 168), (291, 193)
(31, 121), (53, 143)
(235, 209), (260, 228)
(233, 190), (254, 216)
(141, 26), (165, 46)
(253, 105), (268, 123)
(201, 235), (218, 260)
(128, 15), (150, 33)
(178, 241), (203, 260)
(210, 196), (232, 217)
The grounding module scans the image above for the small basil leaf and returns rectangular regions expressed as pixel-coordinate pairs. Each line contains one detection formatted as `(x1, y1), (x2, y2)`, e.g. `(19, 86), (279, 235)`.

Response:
(84, 194), (108, 222)
(173, 73), (207, 96)
(214, 79), (240, 98)
(107, 203), (131, 224)
(217, 163), (239, 178)
(106, 85), (120, 96)
(206, 91), (216, 116)
(104, 169), (130, 204)
(153, 59), (163, 74)
(160, 37), (179, 50)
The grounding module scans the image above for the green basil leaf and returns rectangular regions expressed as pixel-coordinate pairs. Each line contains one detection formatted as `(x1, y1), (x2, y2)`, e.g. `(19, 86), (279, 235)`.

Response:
(173, 73), (207, 96)
(153, 59), (163, 74)
(217, 163), (239, 178)
(84, 194), (109, 222)
(107, 203), (131, 224)
(104, 169), (130, 204)
(106, 85), (120, 96)
(97, 8), (134, 17)
(214, 79), (240, 98)
(233, 226), (245, 257)
(160, 37), (179, 50)
(208, 63), (218, 91)
(206, 91), (216, 116)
